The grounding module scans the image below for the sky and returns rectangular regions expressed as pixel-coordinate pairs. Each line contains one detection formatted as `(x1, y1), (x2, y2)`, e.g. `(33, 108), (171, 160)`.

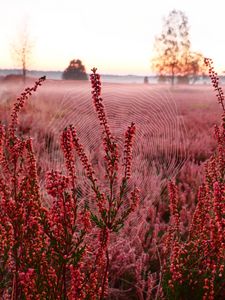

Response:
(1, 0), (225, 75)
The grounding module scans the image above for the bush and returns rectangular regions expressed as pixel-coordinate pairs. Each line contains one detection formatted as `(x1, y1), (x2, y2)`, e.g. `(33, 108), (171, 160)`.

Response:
(62, 59), (88, 80)
(0, 69), (139, 299)
(162, 58), (225, 299)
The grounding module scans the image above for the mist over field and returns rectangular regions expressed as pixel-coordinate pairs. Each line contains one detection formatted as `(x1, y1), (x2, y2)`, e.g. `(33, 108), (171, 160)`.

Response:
(0, 76), (221, 209)
(0, 77), (220, 182)
(0, 76), (221, 217)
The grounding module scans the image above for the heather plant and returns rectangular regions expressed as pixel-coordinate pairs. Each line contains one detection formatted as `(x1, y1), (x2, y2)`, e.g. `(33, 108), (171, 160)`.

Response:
(162, 59), (225, 299)
(40, 76), (188, 299)
(62, 68), (140, 298)
(0, 68), (140, 299)
(0, 77), (49, 298)
(0, 76), (94, 299)
(0, 57), (224, 300)
(41, 68), (140, 299)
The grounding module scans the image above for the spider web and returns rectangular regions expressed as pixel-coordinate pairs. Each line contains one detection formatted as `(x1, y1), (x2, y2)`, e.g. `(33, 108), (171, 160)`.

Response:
(29, 81), (188, 214)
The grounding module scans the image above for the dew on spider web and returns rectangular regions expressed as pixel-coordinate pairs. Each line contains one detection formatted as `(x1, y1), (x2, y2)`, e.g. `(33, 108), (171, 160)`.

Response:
(30, 82), (188, 217)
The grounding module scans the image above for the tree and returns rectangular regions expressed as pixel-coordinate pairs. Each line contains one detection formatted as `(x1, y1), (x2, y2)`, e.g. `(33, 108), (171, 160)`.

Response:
(11, 25), (33, 83)
(62, 59), (88, 80)
(180, 51), (208, 83)
(151, 10), (206, 85)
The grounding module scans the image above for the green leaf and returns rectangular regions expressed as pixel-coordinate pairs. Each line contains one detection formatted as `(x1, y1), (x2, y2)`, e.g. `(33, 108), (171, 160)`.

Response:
(90, 213), (105, 229)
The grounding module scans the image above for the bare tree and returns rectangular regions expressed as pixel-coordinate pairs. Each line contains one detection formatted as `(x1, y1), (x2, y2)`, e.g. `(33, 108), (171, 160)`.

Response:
(11, 25), (33, 82)
(151, 10), (206, 85)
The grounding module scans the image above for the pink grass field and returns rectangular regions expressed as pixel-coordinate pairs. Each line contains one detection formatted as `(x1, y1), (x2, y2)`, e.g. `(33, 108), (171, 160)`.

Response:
(0, 74), (224, 299)
(0, 79), (220, 184)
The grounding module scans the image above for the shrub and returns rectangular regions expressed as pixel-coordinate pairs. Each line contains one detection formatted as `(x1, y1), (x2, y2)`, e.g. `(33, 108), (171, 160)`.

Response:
(0, 69), (139, 299)
(162, 59), (225, 299)
(62, 59), (88, 80)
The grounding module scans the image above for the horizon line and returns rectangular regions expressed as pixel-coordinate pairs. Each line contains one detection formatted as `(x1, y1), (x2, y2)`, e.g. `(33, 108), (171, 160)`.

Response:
(0, 68), (157, 77)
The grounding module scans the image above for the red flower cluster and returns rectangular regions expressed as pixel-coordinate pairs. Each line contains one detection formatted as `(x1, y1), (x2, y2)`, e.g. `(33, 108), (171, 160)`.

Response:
(204, 58), (225, 113)
(123, 122), (136, 180)
(162, 59), (225, 299)
(0, 70), (139, 299)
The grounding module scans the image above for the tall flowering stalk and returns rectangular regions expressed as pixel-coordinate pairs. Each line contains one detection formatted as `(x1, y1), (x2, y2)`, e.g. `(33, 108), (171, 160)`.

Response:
(60, 68), (140, 298)
(0, 76), (102, 299)
(0, 78), (49, 299)
(204, 58), (225, 113)
(9, 76), (46, 139)
(38, 125), (98, 299)
(89, 68), (139, 231)
(43, 169), (92, 299)
(162, 60), (225, 299)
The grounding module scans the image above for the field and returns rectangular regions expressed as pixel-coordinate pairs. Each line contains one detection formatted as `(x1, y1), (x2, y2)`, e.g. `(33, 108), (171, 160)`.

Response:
(0, 74), (224, 299)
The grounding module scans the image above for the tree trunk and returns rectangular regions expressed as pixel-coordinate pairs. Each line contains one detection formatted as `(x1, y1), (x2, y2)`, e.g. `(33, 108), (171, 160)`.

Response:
(22, 61), (26, 83)
(171, 64), (175, 86)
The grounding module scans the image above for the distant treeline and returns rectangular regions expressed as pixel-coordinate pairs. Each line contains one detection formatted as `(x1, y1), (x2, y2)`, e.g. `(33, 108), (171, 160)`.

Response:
(1, 69), (225, 84)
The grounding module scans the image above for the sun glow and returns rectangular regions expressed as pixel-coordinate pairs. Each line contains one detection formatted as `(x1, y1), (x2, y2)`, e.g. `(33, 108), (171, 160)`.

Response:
(1, 0), (225, 74)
